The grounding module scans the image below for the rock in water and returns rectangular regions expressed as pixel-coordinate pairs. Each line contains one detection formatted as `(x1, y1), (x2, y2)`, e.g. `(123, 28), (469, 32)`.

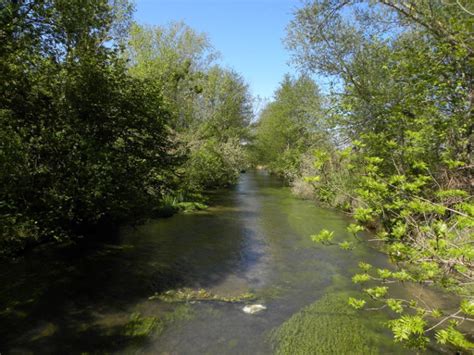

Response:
(242, 304), (266, 314)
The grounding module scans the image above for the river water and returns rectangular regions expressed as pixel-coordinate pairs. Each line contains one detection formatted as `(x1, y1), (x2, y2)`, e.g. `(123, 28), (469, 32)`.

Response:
(0, 171), (450, 354)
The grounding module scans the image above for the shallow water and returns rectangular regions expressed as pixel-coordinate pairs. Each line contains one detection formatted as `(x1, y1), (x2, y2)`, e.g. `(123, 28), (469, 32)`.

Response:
(0, 171), (448, 354)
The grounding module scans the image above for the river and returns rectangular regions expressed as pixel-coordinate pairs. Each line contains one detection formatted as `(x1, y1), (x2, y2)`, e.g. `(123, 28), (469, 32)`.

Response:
(0, 171), (450, 354)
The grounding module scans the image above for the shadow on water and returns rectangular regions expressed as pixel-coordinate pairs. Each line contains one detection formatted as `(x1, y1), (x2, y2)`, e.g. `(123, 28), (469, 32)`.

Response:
(0, 176), (260, 354)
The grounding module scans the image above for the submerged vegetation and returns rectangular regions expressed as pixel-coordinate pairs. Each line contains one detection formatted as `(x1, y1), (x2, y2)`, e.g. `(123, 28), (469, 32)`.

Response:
(124, 312), (159, 339)
(124, 305), (196, 343)
(149, 288), (256, 304)
(270, 294), (380, 354)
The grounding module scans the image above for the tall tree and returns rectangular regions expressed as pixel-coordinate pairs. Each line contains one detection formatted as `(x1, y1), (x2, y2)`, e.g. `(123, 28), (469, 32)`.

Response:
(126, 21), (218, 130)
(126, 22), (253, 190)
(0, 0), (176, 254)
(253, 74), (324, 179)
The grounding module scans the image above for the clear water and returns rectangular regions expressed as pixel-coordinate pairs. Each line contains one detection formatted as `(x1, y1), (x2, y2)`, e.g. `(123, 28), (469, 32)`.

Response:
(0, 171), (450, 354)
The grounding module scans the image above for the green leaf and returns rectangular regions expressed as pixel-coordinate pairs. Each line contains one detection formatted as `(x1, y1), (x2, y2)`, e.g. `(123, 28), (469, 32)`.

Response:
(391, 270), (412, 281)
(338, 241), (353, 250)
(377, 269), (392, 279)
(352, 273), (370, 283)
(386, 299), (404, 313)
(388, 315), (427, 344)
(348, 297), (366, 310)
(364, 286), (388, 299)
(310, 229), (334, 244)
(358, 262), (372, 272)
(347, 223), (364, 235)
(460, 299), (474, 316)
(354, 208), (374, 223)
(436, 326), (474, 350)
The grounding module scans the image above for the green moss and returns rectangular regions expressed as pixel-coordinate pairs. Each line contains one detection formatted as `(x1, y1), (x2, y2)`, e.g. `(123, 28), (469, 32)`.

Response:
(270, 294), (380, 355)
(124, 313), (159, 338)
(149, 288), (256, 303)
(124, 305), (196, 341)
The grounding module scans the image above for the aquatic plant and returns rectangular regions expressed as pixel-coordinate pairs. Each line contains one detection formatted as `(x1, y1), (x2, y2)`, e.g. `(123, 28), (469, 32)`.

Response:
(123, 305), (196, 341)
(124, 313), (159, 338)
(270, 294), (381, 354)
(149, 288), (256, 303)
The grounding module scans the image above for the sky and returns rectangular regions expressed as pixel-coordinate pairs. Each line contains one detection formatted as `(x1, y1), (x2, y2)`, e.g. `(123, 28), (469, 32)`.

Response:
(133, 0), (300, 101)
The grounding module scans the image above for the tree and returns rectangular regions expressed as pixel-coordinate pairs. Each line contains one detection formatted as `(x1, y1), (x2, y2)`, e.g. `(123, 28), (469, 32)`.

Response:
(0, 0), (177, 255)
(126, 21), (218, 130)
(253, 74), (325, 180)
(126, 22), (252, 190)
(287, 0), (474, 350)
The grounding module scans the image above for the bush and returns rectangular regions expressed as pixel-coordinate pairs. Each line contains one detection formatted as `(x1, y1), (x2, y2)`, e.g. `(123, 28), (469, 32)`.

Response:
(184, 138), (247, 189)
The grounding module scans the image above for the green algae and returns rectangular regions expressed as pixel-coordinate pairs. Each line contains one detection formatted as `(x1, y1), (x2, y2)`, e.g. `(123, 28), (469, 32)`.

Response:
(269, 272), (407, 354)
(149, 288), (256, 303)
(124, 312), (160, 338)
(123, 304), (196, 341)
(270, 293), (382, 355)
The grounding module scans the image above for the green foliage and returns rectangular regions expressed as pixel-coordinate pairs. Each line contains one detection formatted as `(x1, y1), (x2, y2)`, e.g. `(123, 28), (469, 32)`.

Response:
(353, 208), (374, 224)
(286, 0), (474, 350)
(435, 326), (474, 350)
(0, 4), (253, 254)
(352, 274), (370, 284)
(348, 297), (366, 310)
(358, 262), (372, 272)
(295, 146), (357, 207)
(338, 241), (353, 250)
(388, 316), (428, 349)
(0, 0), (182, 255)
(376, 269), (392, 279)
(126, 23), (252, 191)
(364, 286), (388, 299)
(391, 270), (412, 282)
(347, 223), (364, 235)
(184, 138), (247, 189)
(460, 300), (474, 316)
(310, 229), (334, 244)
(386, 299), (404, 314)
(251, 74), (325, 181)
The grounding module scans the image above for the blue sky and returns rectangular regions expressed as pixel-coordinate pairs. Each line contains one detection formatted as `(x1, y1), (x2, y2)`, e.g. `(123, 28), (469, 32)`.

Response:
(133, 0), (300, 100)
